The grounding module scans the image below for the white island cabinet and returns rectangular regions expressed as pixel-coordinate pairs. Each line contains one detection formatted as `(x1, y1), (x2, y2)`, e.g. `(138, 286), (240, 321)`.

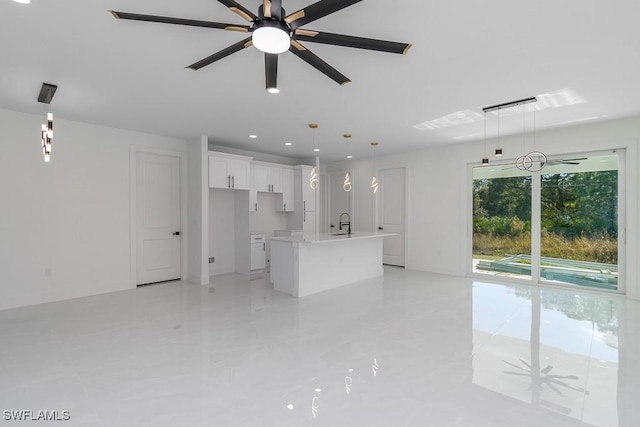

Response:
(270, 232), (392, 297)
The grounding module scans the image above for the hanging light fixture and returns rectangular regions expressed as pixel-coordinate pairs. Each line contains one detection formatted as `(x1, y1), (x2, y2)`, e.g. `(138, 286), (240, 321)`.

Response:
(370, 142), (379, 194)
(308, 123), (319, 189)
(481, 110), (489, 165)
(482, 96), (546, 171)
(37, 83), (57, 163)
(494, 109), (502, 158)
(343, 133), (352, 192)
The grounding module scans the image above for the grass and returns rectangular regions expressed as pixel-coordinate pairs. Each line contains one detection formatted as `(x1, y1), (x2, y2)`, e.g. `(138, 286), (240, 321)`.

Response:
(473, 231), (617, 264)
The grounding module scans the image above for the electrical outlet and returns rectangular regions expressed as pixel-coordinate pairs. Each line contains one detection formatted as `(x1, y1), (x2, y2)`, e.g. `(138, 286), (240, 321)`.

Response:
(209, 257), (215, 263)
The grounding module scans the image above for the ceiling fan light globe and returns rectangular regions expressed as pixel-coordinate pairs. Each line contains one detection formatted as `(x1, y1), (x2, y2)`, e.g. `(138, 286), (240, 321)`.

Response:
(253, 26), (290, 54)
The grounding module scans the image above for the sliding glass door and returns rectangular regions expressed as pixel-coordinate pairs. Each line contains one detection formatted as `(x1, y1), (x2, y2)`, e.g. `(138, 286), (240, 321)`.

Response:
(539, 153), (620, 290)
(472, 150), (623, 292)
(472, 167), (532, 280)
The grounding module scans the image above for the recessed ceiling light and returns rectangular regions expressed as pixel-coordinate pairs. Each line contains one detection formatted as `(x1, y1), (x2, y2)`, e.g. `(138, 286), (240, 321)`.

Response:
(347, 155), (353, 159)
(313, 148), (320, 152)
(267, 87), (280, 94)
(249, 135), (257, 139)
(12, 0), (30, 3)
(285, 142), (292, 146)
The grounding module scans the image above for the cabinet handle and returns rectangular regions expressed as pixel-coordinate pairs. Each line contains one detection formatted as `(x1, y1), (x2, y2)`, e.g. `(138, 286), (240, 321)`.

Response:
(232, 176), (235, 188)
(303, 210), (306, 222)
(263, 242), (265, 251)
(283, 203), (286, 211)
(255, 203), (258, 211)
(228, 176), (231, 188)
(303, 201), (306, 211)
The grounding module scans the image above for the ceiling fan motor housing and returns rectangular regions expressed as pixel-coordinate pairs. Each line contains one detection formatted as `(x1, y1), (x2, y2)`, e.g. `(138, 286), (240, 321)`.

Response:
(251, 19), (292, 54)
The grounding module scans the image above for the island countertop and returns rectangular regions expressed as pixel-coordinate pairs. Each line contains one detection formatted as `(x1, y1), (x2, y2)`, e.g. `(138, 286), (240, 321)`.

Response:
(270, 231), (394, 244)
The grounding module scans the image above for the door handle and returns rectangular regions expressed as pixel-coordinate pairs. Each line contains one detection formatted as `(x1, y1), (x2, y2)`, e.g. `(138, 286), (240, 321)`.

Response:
(378, 227), (383, 230)
(173, 231), (181, 236)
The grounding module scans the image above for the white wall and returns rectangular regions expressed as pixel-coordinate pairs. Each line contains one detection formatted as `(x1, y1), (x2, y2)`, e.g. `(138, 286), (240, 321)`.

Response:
(0, 108), (187, 310)
(328, 116), (640, 298)
(187, 135), (209, 285)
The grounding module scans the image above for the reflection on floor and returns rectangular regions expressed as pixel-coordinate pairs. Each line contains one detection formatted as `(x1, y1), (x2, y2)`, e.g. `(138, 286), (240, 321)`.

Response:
(0, 267), (638, 426)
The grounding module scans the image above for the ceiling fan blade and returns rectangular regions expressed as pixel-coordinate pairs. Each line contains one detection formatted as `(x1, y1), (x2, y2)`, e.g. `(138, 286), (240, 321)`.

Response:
(217, 0), (257, 22)
(109, 11), (248, 31)
(263, 0), (272, 17)
(264, 0), (283, 19)
(265, 53), (278, 91)
(285, 0), (362, 30)
(187, 37), (252, 70)
(294, 29), (412, 55)
(289, 42), (350, 85)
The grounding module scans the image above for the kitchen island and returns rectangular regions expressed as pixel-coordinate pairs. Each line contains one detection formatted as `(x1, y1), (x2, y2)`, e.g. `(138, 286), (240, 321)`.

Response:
(270, 232), (392, 297)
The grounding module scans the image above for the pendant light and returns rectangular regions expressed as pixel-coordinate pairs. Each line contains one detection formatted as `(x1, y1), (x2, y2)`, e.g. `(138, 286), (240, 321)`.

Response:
(370, 142), (379, 194)
(482, 96), (546, 171)
(37, 83), (57, 162)
(494, 109), (502, 158)
(481, 111), (489, 165)
(309, 123), (319, 189)
(343, 133), (352, 192)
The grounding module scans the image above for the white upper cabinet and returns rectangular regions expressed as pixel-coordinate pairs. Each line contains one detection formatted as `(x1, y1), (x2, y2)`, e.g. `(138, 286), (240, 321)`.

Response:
(252, 164), (284, 193)
(208, 152), (252, 190)
(281, 168), (294, 212)
(251, 162), (295, 212)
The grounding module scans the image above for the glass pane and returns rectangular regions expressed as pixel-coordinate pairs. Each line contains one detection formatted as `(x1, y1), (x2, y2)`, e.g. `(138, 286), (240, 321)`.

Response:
(539, 154), (618, 290)
(472, 166), (532, 279)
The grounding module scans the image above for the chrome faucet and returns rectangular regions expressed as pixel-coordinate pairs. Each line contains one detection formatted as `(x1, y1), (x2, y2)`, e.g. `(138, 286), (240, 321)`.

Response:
(339, 212), (351, 235)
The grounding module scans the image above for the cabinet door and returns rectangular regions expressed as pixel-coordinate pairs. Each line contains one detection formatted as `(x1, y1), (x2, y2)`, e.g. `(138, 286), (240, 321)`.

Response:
(250, 242), (266, 270)
(229, 159), (250, 190)
(249, 188), (258, 212)
(303, 210), (316, 234)
(281, 168), (294, 211)
(302, 167), (317, 211)
(270, 167), (283, 193)
(209, 156), (230, 188)
(252, 164), (270, 193)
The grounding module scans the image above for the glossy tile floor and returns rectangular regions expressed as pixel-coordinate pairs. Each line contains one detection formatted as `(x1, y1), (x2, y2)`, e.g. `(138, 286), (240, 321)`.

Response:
(1, 267), (639, 426)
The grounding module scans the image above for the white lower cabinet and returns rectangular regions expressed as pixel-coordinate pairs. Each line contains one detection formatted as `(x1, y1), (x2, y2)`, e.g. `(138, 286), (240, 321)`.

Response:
(250, 234), (266, 271)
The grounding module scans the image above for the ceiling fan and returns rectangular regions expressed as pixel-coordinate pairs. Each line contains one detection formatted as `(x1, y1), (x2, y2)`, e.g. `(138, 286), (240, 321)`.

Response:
(109, 0), (412, 93)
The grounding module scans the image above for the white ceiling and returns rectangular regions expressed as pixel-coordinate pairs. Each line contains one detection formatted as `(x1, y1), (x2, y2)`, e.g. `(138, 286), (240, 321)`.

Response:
(2, 0), (640, 162)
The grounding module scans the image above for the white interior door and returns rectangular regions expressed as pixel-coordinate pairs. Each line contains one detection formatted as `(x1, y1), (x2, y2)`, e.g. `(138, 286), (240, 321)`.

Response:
(378, 167), (406, 266)
(136, 152), (181, 285)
